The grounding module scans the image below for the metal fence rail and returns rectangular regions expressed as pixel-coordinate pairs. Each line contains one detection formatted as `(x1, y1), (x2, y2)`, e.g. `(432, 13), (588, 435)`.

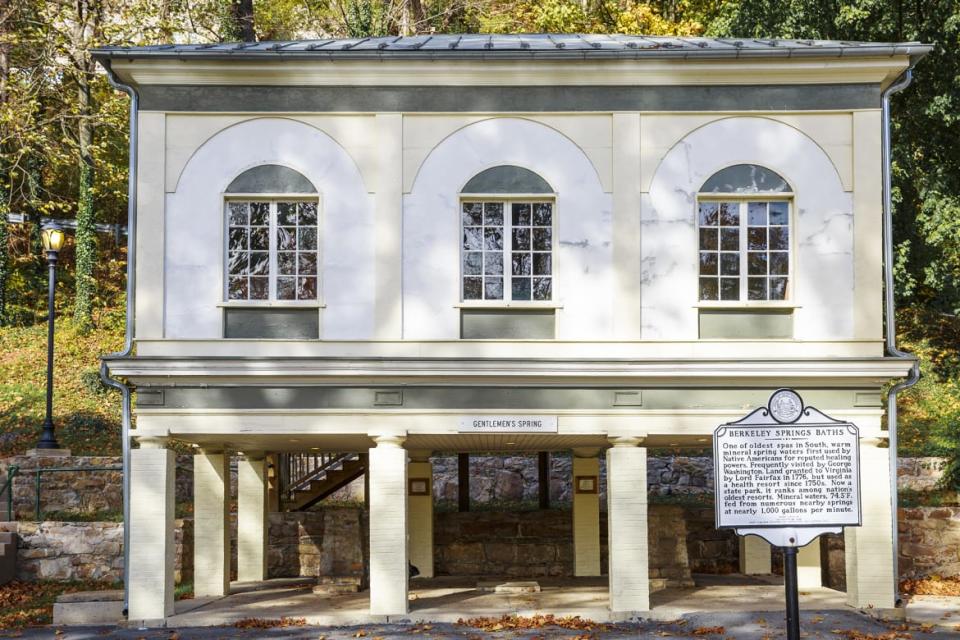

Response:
(1, 466), (19, 521)
(6, 213), (128, 242)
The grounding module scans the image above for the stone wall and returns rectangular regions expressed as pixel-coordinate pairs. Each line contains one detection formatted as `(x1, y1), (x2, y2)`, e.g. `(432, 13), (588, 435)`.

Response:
(433, 505), (692, 587)
(684, 507), (738, 574)
(0, 521), (123, 582)
(899, 507), (960, 579)
(267, 508), (365, 579)
(897, 458), (949, 492)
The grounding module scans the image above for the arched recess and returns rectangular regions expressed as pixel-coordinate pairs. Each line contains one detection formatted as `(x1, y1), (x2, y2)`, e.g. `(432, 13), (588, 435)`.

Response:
(165, 117), (374, 339)
(642, 116), (853, 340)
(404, 117), (613, 340)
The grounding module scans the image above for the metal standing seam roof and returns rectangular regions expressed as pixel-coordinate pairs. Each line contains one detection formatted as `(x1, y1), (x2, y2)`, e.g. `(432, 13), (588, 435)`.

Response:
(91, 34), (932, 64)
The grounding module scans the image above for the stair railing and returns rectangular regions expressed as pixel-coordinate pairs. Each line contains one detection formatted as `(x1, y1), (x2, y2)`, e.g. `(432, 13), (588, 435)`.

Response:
(1, 466), (18, 521)
(279, 452), (357, 501)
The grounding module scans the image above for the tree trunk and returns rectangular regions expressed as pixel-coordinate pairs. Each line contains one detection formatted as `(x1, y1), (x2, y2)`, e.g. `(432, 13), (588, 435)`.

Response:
(0, 0), (12, 326)
(74, 72), (96, 330)
(229, 0), (256, 41)
(72, 0), (98, 330)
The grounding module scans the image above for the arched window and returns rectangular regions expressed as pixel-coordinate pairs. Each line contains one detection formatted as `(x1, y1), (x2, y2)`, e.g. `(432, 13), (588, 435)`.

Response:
(224, 165), (319, 302)
(697, 164), (792, 302)
(460, 165), (555, 302)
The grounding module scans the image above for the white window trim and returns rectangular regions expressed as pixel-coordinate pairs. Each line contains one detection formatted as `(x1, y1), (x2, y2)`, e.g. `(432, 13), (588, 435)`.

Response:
(459, 196), (558, 305)
(696, 193), (795, 306)
(221, 193), (322, 305)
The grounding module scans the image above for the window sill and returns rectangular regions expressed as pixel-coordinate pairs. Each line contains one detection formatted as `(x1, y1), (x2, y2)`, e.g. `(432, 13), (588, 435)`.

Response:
(455, 302), (563, 309)
(218, 301), (326, 309)
(695, 302), (799, 310)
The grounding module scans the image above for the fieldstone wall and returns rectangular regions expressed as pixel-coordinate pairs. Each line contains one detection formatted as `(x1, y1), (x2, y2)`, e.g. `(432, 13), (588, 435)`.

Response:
(899, 507), (960, 579)
(897, 458), (949, 491)
(434, 505), (692, 587)
(684, 507), (738, 574)
(0, 521), (124, 581)
(267, 508), (366, 579)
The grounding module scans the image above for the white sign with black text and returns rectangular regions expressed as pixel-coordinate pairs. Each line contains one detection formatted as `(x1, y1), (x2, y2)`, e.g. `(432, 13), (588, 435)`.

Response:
(458, 415), (558, 433)
(714, 389), (861, 533)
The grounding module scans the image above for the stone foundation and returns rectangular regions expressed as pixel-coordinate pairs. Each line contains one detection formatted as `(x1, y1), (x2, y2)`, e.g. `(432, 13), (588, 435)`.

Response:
(0, 521), (124, 581)
(434, 505), (692, 587)
(899, 507), (960, 579)
(267, 508), (366, 580)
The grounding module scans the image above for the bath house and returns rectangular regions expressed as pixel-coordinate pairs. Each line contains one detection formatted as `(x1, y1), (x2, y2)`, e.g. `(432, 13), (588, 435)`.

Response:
(94, 34), (930, 623)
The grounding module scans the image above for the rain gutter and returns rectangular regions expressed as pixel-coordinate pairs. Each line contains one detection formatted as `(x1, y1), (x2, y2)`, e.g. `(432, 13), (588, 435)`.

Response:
(881, 68), (920, 608)
(97, 59), (138, 616)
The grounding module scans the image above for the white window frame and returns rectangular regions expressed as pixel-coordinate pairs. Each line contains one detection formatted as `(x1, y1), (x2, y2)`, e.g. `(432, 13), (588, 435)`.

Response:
(458, 195), (559, 307)
(221, 193), (323, 307)
(695, 193), (795, 306)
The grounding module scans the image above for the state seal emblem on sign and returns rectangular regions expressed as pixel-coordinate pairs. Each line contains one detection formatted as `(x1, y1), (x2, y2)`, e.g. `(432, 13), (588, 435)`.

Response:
(769, 388), (803, 423)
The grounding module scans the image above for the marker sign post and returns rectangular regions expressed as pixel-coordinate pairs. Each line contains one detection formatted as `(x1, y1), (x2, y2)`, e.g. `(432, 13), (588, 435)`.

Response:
(714, 389), (861, 640)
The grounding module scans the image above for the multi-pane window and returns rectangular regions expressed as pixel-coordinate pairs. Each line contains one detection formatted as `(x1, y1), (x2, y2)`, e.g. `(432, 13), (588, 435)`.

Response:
(461, 201), (553, 301)
(226, 200), (319, 301)
(698, 200), (790, 301)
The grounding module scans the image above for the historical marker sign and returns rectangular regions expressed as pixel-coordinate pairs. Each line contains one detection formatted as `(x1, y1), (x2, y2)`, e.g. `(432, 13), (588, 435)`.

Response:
(714, 389), (861, 535)
(713, 389), (862, 640)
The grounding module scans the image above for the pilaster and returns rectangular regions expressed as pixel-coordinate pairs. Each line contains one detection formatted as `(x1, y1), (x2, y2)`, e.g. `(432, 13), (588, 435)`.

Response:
(407, 451), (434, 578)
(128, 437), (175, 622)
(606, 437), (649, 612)
(194, 448), (230, 597)
(845, 438), (896, 609)
(237, 453), (268, 583)
(739, 535), (772, 575)
(572, 449), (601, 577)
(369, 434), (409, 615)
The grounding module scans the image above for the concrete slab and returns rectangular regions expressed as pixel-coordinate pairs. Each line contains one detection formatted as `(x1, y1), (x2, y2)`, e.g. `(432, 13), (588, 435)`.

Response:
(905, 596), (960, 629)
(476, 580), (541, 593)
(53, 590), (125, 626)
(162, 574), (854, 628)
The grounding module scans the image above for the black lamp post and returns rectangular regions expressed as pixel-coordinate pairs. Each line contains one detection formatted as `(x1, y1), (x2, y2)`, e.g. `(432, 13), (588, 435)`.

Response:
(37, 222), (65, 450)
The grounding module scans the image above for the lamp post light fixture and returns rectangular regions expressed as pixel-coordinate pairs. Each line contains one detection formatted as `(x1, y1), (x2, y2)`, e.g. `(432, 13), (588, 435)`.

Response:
(37, 222), (66, 450)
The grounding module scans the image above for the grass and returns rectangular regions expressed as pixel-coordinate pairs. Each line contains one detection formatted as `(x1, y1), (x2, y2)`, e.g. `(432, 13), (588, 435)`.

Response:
(174, 580), (194, 601)
(0, 580), (119, 629)
(0, 312), (124, 457)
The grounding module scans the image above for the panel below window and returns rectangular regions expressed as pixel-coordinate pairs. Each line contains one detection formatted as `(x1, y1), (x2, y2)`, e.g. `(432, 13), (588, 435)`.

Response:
(224, 308), (319, 339)
(460, 309), (555, 340)
(698, 309), (793, 340)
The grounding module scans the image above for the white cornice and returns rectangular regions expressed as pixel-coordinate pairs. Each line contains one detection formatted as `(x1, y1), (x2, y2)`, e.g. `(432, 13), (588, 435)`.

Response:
(107, 355), (914, 386)
(111, 57), (909, 87)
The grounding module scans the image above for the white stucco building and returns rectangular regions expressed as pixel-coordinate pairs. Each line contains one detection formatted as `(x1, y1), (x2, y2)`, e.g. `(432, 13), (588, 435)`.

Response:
(94, 34), (929, 623)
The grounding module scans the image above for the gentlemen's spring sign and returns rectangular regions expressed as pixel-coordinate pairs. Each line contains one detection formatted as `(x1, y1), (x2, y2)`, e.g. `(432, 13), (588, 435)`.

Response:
(714, 389), (861, 531)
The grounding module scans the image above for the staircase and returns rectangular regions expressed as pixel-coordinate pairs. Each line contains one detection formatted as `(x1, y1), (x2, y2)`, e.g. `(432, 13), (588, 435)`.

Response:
(0, 531), (16, 585)
(279, 452), (367, 511)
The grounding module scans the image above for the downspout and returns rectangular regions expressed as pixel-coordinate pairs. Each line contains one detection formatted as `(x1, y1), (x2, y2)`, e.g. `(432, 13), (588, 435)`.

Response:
(881, 68), (920, 607)
(97, 59), (137, 615)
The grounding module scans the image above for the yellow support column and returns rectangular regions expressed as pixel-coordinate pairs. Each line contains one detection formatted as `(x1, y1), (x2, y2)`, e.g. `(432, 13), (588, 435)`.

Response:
(407, 452), (434, 578)
(572, 449), (601, 577)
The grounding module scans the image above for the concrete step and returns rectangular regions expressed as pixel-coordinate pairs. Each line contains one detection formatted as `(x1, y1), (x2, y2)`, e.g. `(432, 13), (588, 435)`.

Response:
(477, 580), (541, 594)
(0, 534), (15, 586)
(313, 575), (362, 595)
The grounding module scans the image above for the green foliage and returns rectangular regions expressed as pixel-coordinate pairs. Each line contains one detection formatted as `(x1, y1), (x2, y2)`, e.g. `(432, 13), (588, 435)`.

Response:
(73, 161), (96, 331)
(895, 307), (960, 488)
(0, 189), (9, 327)
(709, 0), (960, 315)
